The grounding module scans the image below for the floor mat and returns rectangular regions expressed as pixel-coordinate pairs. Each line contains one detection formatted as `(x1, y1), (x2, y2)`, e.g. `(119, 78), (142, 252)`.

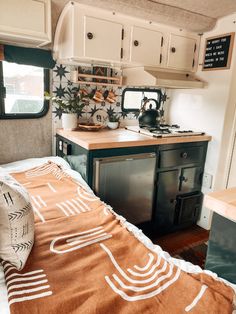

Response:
(173, 242), (208, 268)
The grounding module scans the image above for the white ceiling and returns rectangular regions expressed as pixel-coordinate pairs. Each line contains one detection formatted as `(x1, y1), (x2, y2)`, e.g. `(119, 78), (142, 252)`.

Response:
(51, 0), (236, 34)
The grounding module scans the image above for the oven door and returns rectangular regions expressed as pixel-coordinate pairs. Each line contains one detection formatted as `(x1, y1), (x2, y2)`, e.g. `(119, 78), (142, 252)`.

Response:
(174, 192), (202, 226)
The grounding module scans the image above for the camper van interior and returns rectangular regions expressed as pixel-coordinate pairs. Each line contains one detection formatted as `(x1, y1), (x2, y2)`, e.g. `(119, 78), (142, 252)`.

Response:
(0, 0), (236, 313)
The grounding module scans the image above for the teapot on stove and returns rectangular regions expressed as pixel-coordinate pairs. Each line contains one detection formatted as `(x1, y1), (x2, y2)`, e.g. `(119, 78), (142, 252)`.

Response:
(138, 98), (161, 128)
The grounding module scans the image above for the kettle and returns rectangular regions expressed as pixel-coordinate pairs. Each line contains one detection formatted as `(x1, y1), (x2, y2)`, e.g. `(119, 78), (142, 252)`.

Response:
(138, 98), (161, 128)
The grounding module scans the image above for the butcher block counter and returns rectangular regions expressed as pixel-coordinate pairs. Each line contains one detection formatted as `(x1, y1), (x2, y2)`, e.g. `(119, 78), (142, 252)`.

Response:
(204, 188), (236, 284)
(204, 188), (236, 222)
(56, 128), (211, 150)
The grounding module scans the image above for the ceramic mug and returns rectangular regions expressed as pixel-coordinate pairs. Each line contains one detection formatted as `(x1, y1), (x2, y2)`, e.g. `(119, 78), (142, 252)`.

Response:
(106, 90), (116, 103)
(93, 90), (104, 102)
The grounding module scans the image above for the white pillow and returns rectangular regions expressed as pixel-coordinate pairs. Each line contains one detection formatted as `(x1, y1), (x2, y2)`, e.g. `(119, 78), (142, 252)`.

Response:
(0, 172), (34, 270)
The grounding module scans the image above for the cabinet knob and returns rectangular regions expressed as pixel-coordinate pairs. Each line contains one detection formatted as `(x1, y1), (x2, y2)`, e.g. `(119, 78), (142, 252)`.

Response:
(134, 40), (139, 47)
(171, 47), (176, 53)
(87, 32), (94, 40)
(170, 199), (177, 206)
(183, 176), (188, 182)
(179, 175), (188, 183)
(181, 152), (188, 159)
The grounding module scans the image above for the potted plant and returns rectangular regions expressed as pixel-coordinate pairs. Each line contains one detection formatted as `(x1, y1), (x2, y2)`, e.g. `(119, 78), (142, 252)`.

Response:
(45, 86), (89, 130)
(107, 113), (120, 130)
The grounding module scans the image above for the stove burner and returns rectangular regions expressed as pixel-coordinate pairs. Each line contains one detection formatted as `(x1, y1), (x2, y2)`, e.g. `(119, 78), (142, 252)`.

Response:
(140, 124), (180, 131)
(160, 124), (180, 129)
(140, 124), (180, 134)
(151, 128), (172, 134)
(176, 130), (193, 133)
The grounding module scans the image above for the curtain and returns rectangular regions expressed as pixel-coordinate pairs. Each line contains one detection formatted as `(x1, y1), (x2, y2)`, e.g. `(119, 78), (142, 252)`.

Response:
(1, 45), (55, 69)
(0, 45), (4, 61)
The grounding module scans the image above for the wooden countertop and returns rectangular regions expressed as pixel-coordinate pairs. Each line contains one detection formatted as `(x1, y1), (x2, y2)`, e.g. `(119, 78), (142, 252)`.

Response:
(57, 128), (211, 150)
(204, 188), (236, 222)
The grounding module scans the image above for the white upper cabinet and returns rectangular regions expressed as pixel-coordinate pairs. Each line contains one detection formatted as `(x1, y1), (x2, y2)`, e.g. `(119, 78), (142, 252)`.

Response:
(84, 16), (123, 62)
(130, 26), (164, 67)
(54, 2), (200, 73)
(0, 0), (51, 47)
(54, 2), (125, 65)
(167, 34), (198, 72)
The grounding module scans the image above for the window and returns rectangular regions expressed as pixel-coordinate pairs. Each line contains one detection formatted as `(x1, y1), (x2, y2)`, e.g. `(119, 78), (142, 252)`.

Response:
(121, 88), (162, 112)
(0, 61), (49, 119)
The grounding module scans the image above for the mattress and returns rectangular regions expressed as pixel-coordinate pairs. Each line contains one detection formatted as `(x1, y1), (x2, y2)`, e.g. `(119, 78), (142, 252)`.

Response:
(0, 157), (235, 314)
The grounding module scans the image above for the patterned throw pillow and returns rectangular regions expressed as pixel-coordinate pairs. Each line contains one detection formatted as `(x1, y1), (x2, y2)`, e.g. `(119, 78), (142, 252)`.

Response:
(0, 172), (34, 270)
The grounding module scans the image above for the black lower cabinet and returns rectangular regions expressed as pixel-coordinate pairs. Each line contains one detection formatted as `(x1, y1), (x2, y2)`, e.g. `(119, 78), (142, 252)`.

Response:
(154, 142), (207, 235)
(56, 135), (208, 235)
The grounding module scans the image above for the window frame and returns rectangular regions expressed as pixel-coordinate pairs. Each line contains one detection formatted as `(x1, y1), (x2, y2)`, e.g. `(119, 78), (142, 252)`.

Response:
(0, 61), (50, 119)
(121, 87), (162, 113)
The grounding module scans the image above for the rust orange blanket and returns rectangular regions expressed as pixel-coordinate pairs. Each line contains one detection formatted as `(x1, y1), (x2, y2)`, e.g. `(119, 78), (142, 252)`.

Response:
(2, 162), (235, 314)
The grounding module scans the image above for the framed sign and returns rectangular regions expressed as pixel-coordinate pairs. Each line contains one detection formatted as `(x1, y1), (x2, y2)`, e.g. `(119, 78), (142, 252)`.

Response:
(202, 32), (235, 71)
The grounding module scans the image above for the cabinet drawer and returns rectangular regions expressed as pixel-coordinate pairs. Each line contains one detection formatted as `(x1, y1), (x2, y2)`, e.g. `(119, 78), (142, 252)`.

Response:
(160, 146), (204, 168)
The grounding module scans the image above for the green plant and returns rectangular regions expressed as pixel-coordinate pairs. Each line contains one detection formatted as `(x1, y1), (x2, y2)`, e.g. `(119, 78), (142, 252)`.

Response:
(108, 113), (120, 122)
(45, 86), (89, 118)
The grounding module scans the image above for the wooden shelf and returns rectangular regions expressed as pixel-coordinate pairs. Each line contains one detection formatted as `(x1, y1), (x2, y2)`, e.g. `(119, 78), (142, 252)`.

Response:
(71, 71), (122, 87)
(76, 80), (121, 87)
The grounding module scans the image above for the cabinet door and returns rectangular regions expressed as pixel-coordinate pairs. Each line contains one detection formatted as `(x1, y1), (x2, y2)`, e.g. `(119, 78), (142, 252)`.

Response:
(0, 0), (51, 44)
(180, 166), (202, 193)
(130, 26), (163, 66)
(156, 169), (180, 230)
(175, 193), (202, 225)
(167, 34), (197, 71)
(84, 16), (123, 62)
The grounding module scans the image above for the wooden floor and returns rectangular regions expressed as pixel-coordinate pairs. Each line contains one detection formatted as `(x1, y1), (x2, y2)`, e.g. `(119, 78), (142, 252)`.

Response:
(152, 225), (209, 255)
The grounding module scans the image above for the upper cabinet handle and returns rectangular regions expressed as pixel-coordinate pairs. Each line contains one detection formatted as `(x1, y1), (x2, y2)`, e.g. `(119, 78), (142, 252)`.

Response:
(87, 32), (94, 40)
(171, 47), (176, 53)
(134, 40), (139, 46)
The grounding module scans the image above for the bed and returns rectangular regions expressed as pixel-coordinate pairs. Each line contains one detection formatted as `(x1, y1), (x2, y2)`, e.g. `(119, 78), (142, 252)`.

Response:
(0, 157), (235, 314)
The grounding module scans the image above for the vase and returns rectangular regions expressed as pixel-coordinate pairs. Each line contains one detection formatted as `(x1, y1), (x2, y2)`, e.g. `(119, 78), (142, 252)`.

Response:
(107, 121), (119, 130)
(61, 113), (78, 130)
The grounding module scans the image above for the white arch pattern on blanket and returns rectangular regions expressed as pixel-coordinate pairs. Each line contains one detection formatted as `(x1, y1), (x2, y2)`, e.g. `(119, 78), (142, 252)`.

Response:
(133, 253), (154, 272)
(50, 226), (112, 254)
(100, 243), (181, 301)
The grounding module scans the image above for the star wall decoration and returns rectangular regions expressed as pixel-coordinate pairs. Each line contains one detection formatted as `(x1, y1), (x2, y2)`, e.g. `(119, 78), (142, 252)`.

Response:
(120, 112), (128, 118)
(106, 105), (115, 117)
(53, 65), (70, 80)
(88, 105), (99, 116)
(134, 111), (140, 119)
(53, 84), (66, 98)
(78, 110), (85, 118)
(51, 64), (138, 125)
(52, 107), (64, 119)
